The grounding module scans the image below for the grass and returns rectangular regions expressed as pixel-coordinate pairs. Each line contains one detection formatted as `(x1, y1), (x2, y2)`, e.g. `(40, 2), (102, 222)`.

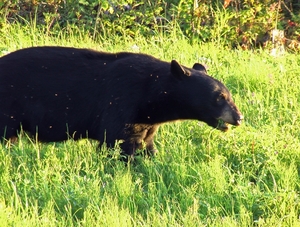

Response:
(0, 22), (300, 226)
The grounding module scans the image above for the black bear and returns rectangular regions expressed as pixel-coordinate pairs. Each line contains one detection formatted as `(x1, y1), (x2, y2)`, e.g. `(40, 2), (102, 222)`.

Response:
(0, 46), (243, 157)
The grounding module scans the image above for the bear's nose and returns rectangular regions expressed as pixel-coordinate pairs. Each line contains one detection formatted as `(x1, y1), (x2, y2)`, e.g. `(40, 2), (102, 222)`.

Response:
(236, 114), (244, 125)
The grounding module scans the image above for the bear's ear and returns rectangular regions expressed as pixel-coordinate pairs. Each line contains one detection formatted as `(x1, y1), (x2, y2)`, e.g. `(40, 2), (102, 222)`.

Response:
(170, 60), (191, 78)
(193, 63), (207, 74)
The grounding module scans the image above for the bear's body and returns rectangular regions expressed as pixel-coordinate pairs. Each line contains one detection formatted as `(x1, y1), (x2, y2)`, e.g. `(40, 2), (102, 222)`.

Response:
(0, 46), (243, 156)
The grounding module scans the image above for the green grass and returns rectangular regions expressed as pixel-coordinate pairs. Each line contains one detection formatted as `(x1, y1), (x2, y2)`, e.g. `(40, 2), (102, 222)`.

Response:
(0, 23), (300, 226)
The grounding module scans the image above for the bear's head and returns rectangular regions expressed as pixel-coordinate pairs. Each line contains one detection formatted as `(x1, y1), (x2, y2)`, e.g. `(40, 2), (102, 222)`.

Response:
(170, 60), (243, 131)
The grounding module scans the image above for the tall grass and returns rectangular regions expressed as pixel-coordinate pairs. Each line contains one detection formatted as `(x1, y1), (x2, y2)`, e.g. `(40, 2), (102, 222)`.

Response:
(0, 22), (299, 226)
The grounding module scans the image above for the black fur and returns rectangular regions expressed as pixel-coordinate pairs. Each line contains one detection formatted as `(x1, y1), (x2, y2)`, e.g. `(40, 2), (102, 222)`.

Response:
(0, 46), (243, 156)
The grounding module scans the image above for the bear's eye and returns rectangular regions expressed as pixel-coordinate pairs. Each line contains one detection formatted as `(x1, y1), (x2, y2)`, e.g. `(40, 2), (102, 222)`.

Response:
(216, 93), (226, 102)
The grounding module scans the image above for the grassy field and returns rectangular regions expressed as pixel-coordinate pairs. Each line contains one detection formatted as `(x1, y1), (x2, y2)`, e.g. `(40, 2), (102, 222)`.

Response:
(0, 23), (300, 226)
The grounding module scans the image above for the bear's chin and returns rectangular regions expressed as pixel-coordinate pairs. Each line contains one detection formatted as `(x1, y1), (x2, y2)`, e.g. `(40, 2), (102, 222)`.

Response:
(217, 120), (229, 131)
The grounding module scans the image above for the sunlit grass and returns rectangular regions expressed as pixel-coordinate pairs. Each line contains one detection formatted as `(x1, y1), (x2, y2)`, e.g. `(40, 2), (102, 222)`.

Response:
(0, 22), (299, 226)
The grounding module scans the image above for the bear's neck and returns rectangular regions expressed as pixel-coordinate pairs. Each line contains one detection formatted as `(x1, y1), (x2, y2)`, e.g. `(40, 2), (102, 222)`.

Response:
(136, 92), (194, 124)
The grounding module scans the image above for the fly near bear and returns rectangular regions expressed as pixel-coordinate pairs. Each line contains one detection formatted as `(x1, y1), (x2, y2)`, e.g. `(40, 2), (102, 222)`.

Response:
(0, 46), (243, 157)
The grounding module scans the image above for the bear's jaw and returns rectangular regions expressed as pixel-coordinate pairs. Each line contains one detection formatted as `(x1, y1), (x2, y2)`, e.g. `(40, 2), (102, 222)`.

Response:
(217, 119), (229, 131)
(216, 116), (243, 131)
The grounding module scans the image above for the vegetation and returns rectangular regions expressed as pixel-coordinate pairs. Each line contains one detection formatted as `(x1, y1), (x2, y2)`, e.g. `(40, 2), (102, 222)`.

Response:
(0, 2), (300, 226)
(1, 0), (300, 50)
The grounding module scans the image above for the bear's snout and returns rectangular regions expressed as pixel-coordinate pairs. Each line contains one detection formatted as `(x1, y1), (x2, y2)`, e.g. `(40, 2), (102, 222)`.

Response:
(235, 114), (244, 126)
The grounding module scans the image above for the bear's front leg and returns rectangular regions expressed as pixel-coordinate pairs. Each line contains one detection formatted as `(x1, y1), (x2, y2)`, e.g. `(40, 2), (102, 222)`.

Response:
(120, 124), (146, 159)
(143, 124), (160, 156)
(121, 124), (160, 158)
(119, 140), (141, 161)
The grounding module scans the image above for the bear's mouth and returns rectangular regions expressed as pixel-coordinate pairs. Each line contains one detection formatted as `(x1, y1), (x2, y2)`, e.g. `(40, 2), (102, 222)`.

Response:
(217, 119), (229, 131)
